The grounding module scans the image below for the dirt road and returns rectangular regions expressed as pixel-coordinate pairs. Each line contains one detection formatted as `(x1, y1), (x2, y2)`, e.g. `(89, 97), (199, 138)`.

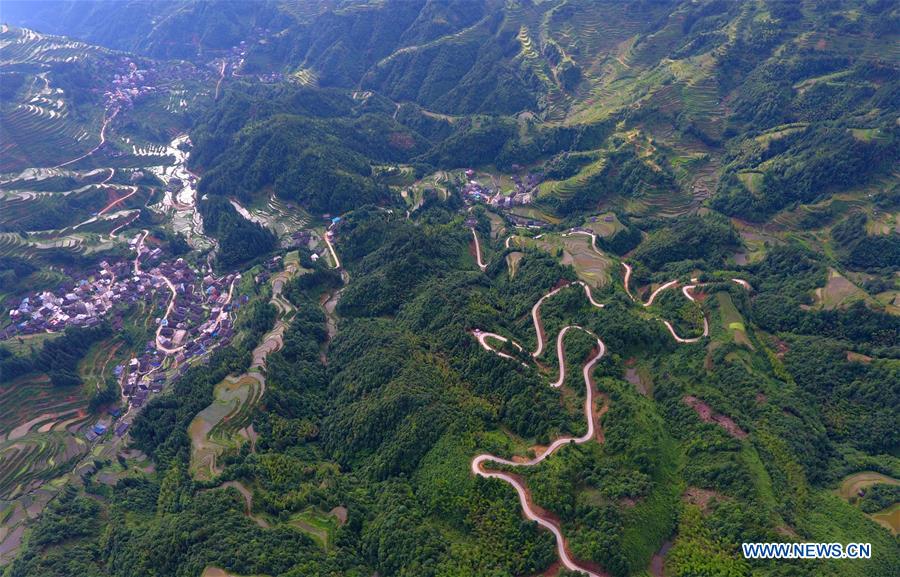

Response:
(54, 107), (118, 169)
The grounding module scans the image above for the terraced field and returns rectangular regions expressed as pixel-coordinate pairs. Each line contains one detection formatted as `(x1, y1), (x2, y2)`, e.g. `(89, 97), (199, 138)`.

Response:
(0, 103), (99, 172)
(0, 374), (90, 442)
(78, 338), (124, 397)
(0, 484), (56, 565)
(1, 184), (148, 234)
(626, 185), (697, 219)
(189, 374), (264, 480)
(512, 231), (613, 287)
(768, 189), (876, 233)
(545, 0), (643, 64)
(871, 504), (899, 535)
(0, 231), (116, 262)
(288, 507), (345, 551)
(230, 194), (310, 241)
(543, 0), (646, 119)
(0, 167), (110, 192)
(839, 472), (900, 501)
(0, 432), (88, 499)
(0, 333), (60, 357)
(679, 73), (724, 139)
(837, 472), (900, 534)
(190, 256), (304, 480)
(291, 67), (319, 87)
(0, 28), (112, 172)
(582, 213), (625, 237)
(515, 25), (558, 97)
(813, 268), (874, 311)
(506, 205), (562, 225)
(0, 373), (91, 504)
(538, 154), (605, 201)
(0, 27), (109, 65)
(795, 32), (900, 64)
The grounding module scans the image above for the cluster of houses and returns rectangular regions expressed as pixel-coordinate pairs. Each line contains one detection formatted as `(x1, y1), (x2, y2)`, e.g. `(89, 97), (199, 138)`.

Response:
(4, 252), (239, 375)
(284, 230), (311, 250)
(154, 258), (239, 353)
(326, 216), (341, 239)
(461, 169), (539, 208)
(4, 260), (145, 339)
(114, 259), (242, 410)
(102, 58), (168, 117)
(1, 238), (255, 447)
(118, 350), (164, 408)
(100, 56), (202, 130)
(223, 31), (286, 83)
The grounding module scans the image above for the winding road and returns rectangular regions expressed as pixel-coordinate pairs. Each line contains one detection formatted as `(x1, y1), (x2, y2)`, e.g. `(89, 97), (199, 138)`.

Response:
(98, 184), (138, 216)
(470, 281), (609, 577)
(133, 229), (218, 355)
(488, 227), (730, 345)
(53, 107), (119, 169)
(530, 281), (604, 357)
(323, 233), (341, 269)
(621, 263), (678, 307)
(153, 272), (182, 354)
(469, 236), (752, 574)
(214, 61), (226, 101)
(621, 262), (749, 343)
(563, 229), (603, 255)
(109, 211), (140, 239)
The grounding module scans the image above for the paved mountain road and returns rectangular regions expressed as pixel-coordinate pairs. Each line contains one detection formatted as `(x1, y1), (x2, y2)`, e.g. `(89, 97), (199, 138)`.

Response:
(470, 282), (609, 577)
(470, 263), (750, 574)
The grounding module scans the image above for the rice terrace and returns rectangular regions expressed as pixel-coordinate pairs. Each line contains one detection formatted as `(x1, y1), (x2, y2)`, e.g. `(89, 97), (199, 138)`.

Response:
(1, 1), (898, 576)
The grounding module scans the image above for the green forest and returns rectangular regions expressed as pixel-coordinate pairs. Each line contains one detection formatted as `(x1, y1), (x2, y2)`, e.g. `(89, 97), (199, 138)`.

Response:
(1, 0), (899, 576)
(10, 205), (900, 577)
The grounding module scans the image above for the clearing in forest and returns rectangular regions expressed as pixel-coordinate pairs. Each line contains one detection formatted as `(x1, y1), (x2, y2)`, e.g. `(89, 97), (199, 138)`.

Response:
(836, 471), (900, 534)
(715, 293), (751, 348)
(582, 212), (625, 238)
(201, 567), (267, 577)
(870, 504), (899, 535)
(289, 507), (345, 551)
(813, 268), (872, 310)
(837, 471), (900, 501)
(513, 232), (613, 287)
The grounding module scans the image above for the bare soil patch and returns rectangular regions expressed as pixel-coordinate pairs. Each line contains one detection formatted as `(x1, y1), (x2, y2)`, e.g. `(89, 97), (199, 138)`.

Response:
(683, 395), (747, 439)
(682, 487), (725, 513)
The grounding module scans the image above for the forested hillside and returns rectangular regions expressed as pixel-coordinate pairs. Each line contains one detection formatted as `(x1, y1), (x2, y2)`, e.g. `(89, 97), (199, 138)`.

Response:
(2, 1), (898, 576)
(163, 0), (899, 226)
(11, 205), (900, 577)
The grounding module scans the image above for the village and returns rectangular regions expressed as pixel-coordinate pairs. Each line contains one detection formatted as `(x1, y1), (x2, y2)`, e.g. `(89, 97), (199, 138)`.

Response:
(3, 239), (243, 423)
(213, 27), (287, 87)
(458, 167), (555, 229)
(460, 168), (541, 208)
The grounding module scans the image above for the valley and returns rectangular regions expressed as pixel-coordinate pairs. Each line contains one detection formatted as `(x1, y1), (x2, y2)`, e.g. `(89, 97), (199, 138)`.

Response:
(1, 2), (898, 577)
